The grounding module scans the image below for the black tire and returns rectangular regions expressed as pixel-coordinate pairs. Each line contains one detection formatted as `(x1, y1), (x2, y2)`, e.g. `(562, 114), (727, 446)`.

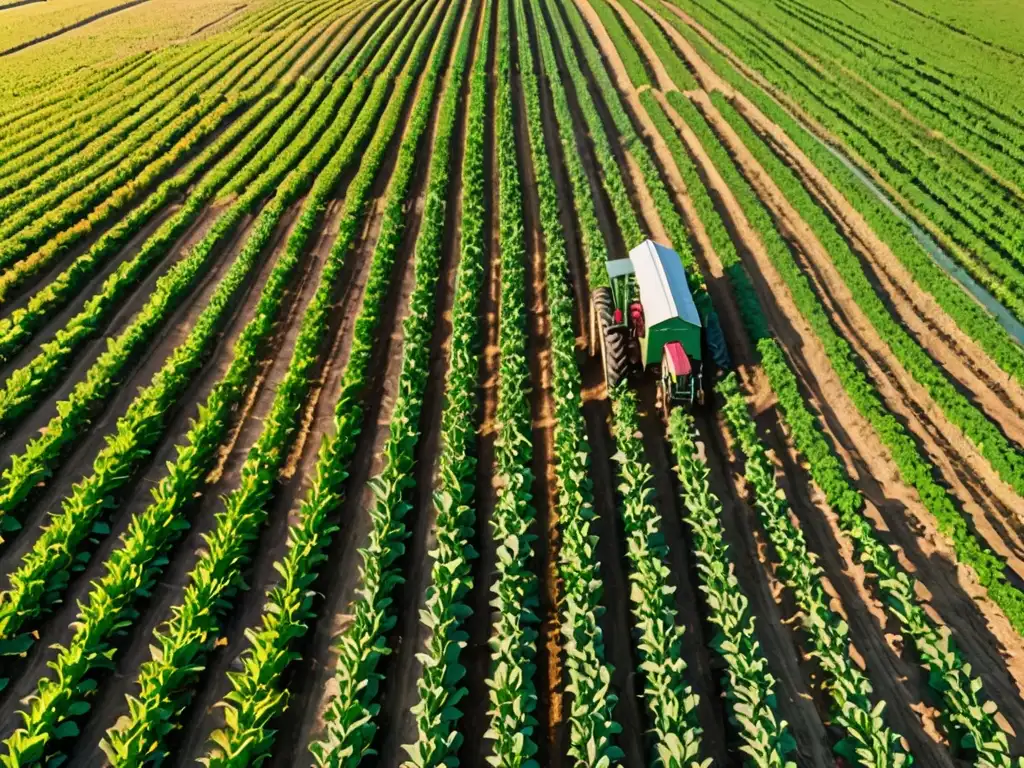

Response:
(593, 287), (629, 389)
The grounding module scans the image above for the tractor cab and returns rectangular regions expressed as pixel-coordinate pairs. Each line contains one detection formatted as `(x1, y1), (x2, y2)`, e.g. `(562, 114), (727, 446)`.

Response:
(591, 239), (730, 412)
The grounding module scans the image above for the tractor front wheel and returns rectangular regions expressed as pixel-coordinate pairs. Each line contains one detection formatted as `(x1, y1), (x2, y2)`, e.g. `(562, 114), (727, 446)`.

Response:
(594, 287), (629, 389)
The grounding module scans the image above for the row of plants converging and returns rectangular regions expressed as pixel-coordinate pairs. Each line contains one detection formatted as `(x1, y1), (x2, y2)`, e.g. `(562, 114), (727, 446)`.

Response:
(397, 1), (488, 765)
(0, 0), (413, 533)
(636, 58), (1024, 765)
(718, 374), (909, 766)
(0, 26), (268, 226)
(193, 0), (468, 761)
(516, 0), (626, 762)
(0, 0), (412, 655)
(678, 91), (1024, 635)
(0, 79), (296, 352)
(709, 93), (1024, 505)
(0, 0), (400, 760)
(666, 410), (797, 767)
(99, 1), (448, 762)
(0, 0), (365, 310)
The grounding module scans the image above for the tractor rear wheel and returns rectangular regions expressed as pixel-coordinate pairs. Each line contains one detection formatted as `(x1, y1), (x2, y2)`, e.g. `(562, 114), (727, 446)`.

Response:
(594, 287), (628, 389)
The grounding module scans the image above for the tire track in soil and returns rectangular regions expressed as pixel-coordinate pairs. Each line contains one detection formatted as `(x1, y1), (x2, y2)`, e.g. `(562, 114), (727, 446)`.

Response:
(455, 0), (499, 758)
(56, 197), (313, 765)
(689, 90), (1024, 550)
(254, 36), (455, 762)
(540, 0), (731, 760)
(519, 4), (657, 766)
(0, 207), (264, 571)
(510, 9), (564, 762)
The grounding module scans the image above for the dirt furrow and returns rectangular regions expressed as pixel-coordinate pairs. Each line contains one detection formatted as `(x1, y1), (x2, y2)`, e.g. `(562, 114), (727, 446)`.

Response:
(455, 2), (500, 758)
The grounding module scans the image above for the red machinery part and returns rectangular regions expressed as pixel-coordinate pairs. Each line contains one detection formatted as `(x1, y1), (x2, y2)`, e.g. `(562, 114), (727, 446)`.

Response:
(663, 341), (691, 377)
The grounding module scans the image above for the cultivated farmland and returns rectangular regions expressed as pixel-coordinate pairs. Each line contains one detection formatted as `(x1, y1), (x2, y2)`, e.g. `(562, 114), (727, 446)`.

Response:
(0, 0), (1023, 765)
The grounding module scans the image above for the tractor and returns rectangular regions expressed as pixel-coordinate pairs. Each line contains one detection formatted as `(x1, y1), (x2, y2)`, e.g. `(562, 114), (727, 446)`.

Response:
(591, 239), (731, 413)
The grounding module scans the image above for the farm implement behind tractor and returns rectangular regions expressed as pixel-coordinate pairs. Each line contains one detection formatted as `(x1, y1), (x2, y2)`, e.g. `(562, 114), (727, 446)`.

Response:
(591, 239), (731, 413)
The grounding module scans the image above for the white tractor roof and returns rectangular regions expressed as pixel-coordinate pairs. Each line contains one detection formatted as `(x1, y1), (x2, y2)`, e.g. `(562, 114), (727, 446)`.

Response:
(628, 240), (701, 329)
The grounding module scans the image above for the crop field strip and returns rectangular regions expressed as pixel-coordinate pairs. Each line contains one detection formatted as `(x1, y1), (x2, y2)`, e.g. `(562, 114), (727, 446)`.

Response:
(2, 0), (1024, 765)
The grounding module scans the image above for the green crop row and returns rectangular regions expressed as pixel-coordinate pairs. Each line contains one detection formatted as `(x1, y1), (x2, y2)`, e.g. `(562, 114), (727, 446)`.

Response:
(517, 0), (624, 762)
(396, 2), (486, 765)
(585, 0), (651, 87)
(0, 75), (354, 529)
(719, 374), (909, 766)
(757, 340), (1024, 767)
(0, 0), (381, 363)
(666, 410), (797, 768)
(680, 92), (1024, 634)
(0, 52), (156, 134)
(473, 0), (543, 764)
(608, 390), (706, 767)
(765, 0), (1024, 192)
(616, 0), (696, 89)
(647, 10), (1024, 391)
(280, 0), (474, 763)
(0, 81), (295, 353)
(558, 0), (706, 300)
(693, 0), (1022, 232)
(650, 88), (1024, 766)
(711, 92), (1024, 503)
(0, 56), (378, 659)
(97, 3), (444, 763)
(539, 0), (644, 253)
(0, 0), (406, 524)
(0, 28), (272, 219)
(526, 0), (607, 290)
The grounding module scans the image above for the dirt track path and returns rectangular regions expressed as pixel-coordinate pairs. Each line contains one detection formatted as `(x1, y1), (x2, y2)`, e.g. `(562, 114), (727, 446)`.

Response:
(454, 3), (499, 762)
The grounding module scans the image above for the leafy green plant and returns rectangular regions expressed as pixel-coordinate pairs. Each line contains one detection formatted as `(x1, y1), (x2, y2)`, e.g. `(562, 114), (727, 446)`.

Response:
(719, 374), (909, 766)
(666, 410), (797, 768)
(98, 2), (451, 763)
